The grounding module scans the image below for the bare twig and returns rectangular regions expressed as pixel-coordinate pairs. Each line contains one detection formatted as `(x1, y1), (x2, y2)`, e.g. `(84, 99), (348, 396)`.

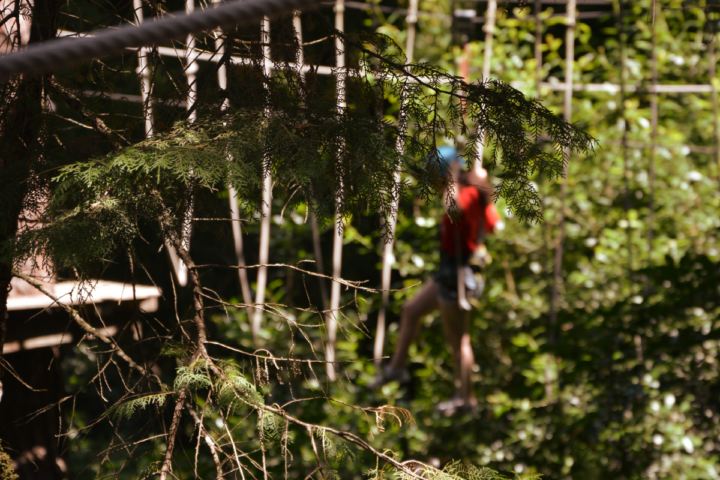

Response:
(224, 420), (247, 480)
(192, 262), (416, 294)
(51, 82), (131, 148)
(306, 426), (325, 478)
(205, 340), (386, 365)
(187, 403), (224, 478)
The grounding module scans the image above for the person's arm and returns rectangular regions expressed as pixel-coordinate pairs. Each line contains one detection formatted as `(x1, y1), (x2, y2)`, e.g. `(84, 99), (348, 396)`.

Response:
(463, 166), (488, 190)
(484, 203), (501, 234)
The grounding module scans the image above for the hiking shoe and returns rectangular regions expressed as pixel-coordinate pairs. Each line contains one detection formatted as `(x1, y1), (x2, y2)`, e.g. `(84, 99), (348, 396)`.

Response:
(367, 366), (411, 389)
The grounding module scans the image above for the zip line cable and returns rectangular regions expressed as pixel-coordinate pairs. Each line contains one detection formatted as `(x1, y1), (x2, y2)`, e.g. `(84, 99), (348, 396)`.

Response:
(0, 0), (323, 79)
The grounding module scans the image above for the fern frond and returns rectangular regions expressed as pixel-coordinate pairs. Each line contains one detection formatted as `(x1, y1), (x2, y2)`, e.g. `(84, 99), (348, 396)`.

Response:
(315, 429), (355, 465)
(372, 405), (414, 433)
(107, 393), (168, 420)
(160, 341), (187, 359)
(174, 359), (212, 392)
(393, 459), (514, 480)
(0, 441), (18, 480)
(138, 461), (162, 480)
(258, 412), (288, 445)
(323, 469), (340, 480)
(216, 362), (264, 410)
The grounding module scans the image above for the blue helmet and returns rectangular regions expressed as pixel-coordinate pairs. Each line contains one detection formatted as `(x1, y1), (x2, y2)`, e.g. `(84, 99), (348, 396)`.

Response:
(437, 146), (457, 165)
(433, 146), (465, 179)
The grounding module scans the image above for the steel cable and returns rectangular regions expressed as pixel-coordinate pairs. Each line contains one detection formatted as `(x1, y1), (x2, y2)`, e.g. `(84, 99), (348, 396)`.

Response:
(0, 0), (322, 79)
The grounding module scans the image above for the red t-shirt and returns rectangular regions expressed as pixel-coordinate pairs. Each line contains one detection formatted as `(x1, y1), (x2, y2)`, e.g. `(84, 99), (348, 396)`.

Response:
(440, 185), (500, 255)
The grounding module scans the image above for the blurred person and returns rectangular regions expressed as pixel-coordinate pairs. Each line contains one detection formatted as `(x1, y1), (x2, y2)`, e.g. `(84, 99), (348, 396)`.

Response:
(369, 146), (501, 416)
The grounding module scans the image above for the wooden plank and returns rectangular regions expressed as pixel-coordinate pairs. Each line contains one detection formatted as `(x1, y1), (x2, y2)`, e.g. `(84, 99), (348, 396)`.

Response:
(537, 82), (713, 93)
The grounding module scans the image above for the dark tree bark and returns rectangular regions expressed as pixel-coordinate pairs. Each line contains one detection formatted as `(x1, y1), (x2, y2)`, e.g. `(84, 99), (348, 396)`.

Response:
(0, 1), (62, 478)
(0, 348), (67, 480)
(0, 0), (61, 378)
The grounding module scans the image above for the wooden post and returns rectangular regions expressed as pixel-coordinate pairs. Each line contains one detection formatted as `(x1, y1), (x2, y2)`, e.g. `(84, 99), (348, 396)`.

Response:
(185, 0), (198, 124)
(615, 0), (633, 284)
(212, 0), (254, 319)
(252, 17), (273, 341)
(549, 0), (575, 337)
(458, 1), (496, 313)
(326, 0), (345, 380)
(472, 0), (497, 171)
(373, 0), (418, 373)
(134, 0), (186, 287)
(133, 0), (153, 138)
(405, 0), (418, 66)
(708, 8), (720, 176)
(293, 11), (331, 314)
(535, 0), (555, 401)
(535, 0), (542, 95)
(481, 0), (496, 82)
(177, 0), (198, 287)
(648, 0), (658, 264)
(310, 211), (330, 311)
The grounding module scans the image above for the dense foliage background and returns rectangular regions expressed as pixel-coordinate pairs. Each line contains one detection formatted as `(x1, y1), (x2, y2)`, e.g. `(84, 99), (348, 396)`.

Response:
(352, 2), (720, 479)
(4, 1), (720, 480)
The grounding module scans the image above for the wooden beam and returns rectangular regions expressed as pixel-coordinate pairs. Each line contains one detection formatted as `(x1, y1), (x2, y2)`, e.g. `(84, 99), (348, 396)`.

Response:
(58, 31), (720, 96)
(537, 82), (714, 93)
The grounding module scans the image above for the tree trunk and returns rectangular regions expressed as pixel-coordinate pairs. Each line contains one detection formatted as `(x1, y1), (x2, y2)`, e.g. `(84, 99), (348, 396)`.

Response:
(0, 0), (60, 377)
(0, 1), (62, 478)
(0, 348), (67, 479)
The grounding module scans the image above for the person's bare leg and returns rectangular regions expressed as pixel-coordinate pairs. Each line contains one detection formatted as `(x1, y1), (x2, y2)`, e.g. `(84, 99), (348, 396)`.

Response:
(439, 300), (476, 405)
(458, 330), (476, 405)
(387, 279), (439, 371)
(439, 300), (463, 391)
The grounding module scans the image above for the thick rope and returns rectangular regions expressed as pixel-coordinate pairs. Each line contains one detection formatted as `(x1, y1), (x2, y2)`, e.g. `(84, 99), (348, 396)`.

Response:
(0, 0), (322, 79)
